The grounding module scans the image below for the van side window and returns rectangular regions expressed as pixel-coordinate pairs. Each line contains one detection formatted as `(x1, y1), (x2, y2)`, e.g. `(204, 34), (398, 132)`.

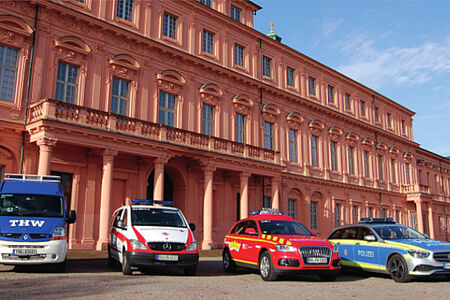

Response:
(122, 209), (128, 228)
(112, 210), (122, 227)
(231, 221), (247, 234)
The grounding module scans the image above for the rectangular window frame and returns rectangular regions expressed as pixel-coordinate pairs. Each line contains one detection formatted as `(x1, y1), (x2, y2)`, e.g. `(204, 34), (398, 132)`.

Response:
(262, 56), (271, 78)
(308, 76), (316, 96)
(235, 113), (245, 144)
(116, 0), (134, 22)
(286, 67), (295, 87)
(288, 199), (296, 220)
(345, 93), (351, 111)
(348, 146), (355, 175)
(364, 151), (370, 178)
(330, 141), (338, 171)
(288, 129), (297, 163)
(234, 44), (244, 67)
(310, 201), (318, 231)
(111, 77), (130, 116)
(158, 91), (176, 127)
(264, 121), (273, 150)
(163, 13), (177, 40)
(311, 135), (319, 167)
(55, 61), (78, 104)
(0, 45), (18, 102)
(230, 5), (241, 22)
(327, 85), (334, 104)
(201, 104), (214, 136)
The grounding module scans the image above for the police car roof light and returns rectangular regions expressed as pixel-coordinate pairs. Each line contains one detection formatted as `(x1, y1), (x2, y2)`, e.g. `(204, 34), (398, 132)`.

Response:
(359, 217), (396, 224)
(131, 199), (174, 206)
(250, 209), (287, 216)
(4, 173), (61, 183)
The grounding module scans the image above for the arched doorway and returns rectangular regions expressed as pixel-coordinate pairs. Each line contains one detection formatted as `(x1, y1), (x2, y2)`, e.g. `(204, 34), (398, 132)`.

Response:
(146, 170), (174, 202)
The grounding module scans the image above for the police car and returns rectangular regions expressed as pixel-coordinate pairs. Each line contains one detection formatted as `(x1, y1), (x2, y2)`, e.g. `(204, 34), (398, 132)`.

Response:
(328, 218), (450, 282)
(222, 209), (341, 281)
(108, 199), (199, 275)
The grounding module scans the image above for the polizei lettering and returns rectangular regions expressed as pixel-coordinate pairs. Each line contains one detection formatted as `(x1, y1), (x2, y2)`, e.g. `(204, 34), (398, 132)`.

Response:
(9, 220), (45, 227)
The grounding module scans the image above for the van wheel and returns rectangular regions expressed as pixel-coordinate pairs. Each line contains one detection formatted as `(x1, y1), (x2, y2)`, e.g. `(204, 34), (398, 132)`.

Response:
(259, 251), (277, 281)
(222, 249), (236, 273)
(388, 254), (411, 282)
(122, 250), (132, 275)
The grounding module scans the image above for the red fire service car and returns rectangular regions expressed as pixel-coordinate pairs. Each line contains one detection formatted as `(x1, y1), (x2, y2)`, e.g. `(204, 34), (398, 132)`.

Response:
(222, 210), (341, 281)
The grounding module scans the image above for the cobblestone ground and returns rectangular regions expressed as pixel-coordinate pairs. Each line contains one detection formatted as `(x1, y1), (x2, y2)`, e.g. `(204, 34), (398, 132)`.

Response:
(1, 255), (449, 300)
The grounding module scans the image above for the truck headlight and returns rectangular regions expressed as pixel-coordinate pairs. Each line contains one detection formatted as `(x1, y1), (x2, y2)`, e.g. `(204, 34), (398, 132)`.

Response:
(130, 239), (147, 250)
(275, 244), (297, 252)
(408, 250), (430, 258)
(186, 241), (198, 251)
(51, 226), (66, 240)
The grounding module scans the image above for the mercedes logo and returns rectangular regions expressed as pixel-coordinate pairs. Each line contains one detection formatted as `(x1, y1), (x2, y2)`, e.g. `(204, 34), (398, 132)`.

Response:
(162, 242), (171, 251)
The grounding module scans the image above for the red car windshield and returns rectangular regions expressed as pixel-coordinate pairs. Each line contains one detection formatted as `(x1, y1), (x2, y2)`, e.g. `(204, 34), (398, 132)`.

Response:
(259, 220), (312, 236)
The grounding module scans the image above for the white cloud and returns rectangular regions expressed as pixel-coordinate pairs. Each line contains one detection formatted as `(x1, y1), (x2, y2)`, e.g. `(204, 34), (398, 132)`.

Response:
(321, 18), (343, 39)
(336, 34), (450, 90)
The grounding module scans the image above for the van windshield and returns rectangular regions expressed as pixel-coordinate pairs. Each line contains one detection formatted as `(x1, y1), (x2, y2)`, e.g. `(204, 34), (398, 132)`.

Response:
(131, 208), (187, 228)
(0, 194), (64, 217)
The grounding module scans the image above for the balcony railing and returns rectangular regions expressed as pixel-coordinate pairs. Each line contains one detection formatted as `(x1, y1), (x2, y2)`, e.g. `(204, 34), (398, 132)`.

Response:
(28, 99), (279, 164)
(402, 184), (430, 194)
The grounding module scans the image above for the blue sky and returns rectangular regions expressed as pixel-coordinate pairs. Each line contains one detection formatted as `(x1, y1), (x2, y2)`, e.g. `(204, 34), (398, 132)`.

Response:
(253, 0), (450, 158)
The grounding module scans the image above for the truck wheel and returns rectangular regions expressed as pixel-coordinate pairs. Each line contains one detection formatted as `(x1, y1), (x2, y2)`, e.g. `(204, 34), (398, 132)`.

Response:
(55, 260), (67, 273)
(388, 254), (411, 282)
(184, 265), (197, 276)
(259, 251), (277, 281)
(122, 250), (132, 275)
(222, 249), (236, 273)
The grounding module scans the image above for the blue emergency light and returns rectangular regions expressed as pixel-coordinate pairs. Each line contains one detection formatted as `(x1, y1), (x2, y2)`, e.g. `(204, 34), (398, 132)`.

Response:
(359, 217), (395, 224)
(131, 199), (173, 206)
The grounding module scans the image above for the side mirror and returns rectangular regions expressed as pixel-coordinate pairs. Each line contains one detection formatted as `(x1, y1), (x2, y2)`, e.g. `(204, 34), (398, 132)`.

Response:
(363, 235), (376, 242)
(310, 230), (317, 236)
(66, 210), (76, 224)
(424, 234), (430, 239)
(189, 223), (196, 232)
(117, 220), (124, 228)
(245, 228), (257, 235)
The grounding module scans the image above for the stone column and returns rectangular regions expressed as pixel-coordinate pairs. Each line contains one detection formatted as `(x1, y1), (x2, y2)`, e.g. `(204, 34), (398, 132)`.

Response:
(415, 199), (424, 233)
(153, 157), (166, 201)
(271, 177), (280, 209)
(202, 166), (215, 249)
(427, 202), (435, 239)
(97, 149), (118, 250)
(37, 137), (57, 175)
(240, 172), (250, 219)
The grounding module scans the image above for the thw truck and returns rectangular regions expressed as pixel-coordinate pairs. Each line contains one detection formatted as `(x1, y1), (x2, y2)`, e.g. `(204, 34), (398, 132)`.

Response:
(0, 174), (76, 271)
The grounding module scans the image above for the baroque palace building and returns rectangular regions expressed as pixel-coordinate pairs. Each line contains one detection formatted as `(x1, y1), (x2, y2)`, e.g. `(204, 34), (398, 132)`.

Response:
(0, 0), (449, 250)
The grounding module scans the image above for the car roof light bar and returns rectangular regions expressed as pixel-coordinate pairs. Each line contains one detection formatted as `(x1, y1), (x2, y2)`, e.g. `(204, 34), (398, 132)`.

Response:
(359, 217), (396, 224)
(4, 173), (61, 183)
(131, 199), (174, 206)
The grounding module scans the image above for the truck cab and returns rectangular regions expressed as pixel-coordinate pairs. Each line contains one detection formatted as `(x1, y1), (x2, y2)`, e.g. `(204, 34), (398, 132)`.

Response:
(0, 174), (76, 271)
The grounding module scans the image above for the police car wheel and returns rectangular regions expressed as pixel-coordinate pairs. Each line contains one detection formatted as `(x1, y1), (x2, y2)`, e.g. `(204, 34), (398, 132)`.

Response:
(388, 254), (411, 282)
(122, 250), (133, 275)
(223, 249), (236, 273)
(259, 252), (278, 281)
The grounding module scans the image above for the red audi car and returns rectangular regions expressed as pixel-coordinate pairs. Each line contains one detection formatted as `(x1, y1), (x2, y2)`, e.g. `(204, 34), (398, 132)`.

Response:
(222, 210), (341, 281)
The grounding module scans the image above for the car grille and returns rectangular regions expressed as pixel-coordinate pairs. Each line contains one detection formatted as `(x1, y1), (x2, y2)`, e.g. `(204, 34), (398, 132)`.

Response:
(148, 242), (185, 252)
(299, 246), (331, 265)
(1, 233), (50, 239)
(433, 251), (450, 262)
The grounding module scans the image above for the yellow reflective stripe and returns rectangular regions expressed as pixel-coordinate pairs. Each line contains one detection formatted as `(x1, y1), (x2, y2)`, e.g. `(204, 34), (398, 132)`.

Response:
(225, 235), (278, 245)
(330, 239), (420, 251)
(262, 234), (266, 239)
(272, 236), (278, 242)
(233, 258), (258, 266)
(279, 238), (285, 244)
(341, 260), (386, 271)
(286, 241), (292, 246)
(384, 240), (427, 252)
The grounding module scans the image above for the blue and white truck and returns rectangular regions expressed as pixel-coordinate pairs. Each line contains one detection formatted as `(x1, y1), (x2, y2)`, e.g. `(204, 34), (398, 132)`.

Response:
(0, 174), (76, 271)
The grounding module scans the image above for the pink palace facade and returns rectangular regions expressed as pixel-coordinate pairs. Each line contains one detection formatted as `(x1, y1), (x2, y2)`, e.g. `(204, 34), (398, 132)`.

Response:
(0, 0), (449, 250)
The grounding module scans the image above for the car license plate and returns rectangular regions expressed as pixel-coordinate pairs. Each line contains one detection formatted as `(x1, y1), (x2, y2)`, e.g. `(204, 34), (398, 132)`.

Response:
(156, 254), (178, 261)
(307, 257), (328, 264)
(444, 263), (450, 269)
(13, 249), (37, 256)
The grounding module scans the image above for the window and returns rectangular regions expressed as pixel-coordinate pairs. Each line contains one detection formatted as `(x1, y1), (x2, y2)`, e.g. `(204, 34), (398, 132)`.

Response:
(328, 85), (334, 103)
(387, 112), (392, 128)
(0, 165), (4, 181)
(234, 44), (244, 67)
(345, 93), (351, 110)
(0, 45), (18, 102)
(202, 104), (214, 135)
(262, 56), (271, 77)
(163, 13), (177, 39)
(310, 201), (318, 230)
(348, 146), (355, 175)
(335, 203), (341, 227)
(311, 135), (319, 167)
(439, 216), (442, 233)
(360, 100), (366, 117)
(418, 170), (422, 185)
(235, 113), (245, 143)
(288, 199), (296, 219)
(395, 210), (400, 223)
(405, 163), (411, 185)
(330, 141), (338, 171)
(402, 119), (406, 134)
(391, 159), (396, 183)
(375, 107), (379, 122)
(263, 196), (271, 209)
(200, 0), (212, 7)
(368, 207), (373, 218)
(116, 0), (133, 21)
(364, 151), (370, 178)
(202, 30), (214, 54)
(111, 78), (129, 115)
(230, 5), (241, 22)
(381, 208), (387, 218)
(410, 211), (417, 230)
(427, 171), (430, 186)
(286, 67), (294, 87)
(352, 205), (358, 224)
(434, 174), (438, 193)
(378, 155), (383, 181)
(308, 77), (315, 96)
(55, 62), (78, 104)
(288, 129), (297, 162)
(159, 91), (176, 127)
(264, 121), (273, 150)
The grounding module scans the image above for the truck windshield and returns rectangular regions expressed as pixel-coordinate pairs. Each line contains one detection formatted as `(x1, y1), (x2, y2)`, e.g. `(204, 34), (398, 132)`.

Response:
(0, 194), (64, 217)
(131, 208), (187, 228)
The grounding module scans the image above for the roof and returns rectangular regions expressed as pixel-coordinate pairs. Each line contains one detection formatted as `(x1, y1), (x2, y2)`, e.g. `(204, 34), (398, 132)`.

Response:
(0, 180), (62, 196)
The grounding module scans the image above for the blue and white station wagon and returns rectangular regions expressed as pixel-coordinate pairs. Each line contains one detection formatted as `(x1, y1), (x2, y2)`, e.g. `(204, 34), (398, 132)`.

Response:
(328, 218), (450, 282)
